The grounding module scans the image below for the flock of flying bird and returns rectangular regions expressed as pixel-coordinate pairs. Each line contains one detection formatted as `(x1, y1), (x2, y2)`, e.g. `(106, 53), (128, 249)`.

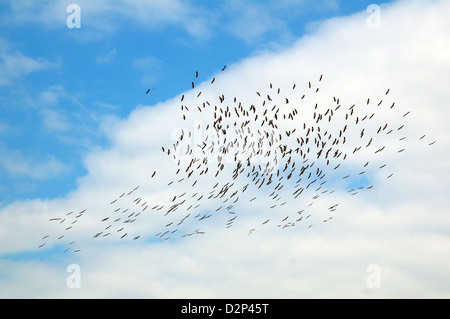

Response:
(38, 64), (435, 253)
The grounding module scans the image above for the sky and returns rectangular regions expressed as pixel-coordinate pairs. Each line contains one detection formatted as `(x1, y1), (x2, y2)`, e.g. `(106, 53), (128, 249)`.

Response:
(0, 0), (449, 298)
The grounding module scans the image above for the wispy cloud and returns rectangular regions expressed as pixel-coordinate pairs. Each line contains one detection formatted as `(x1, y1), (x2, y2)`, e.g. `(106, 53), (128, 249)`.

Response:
(0, 38), (58, 85)
(221, 0), (287, 43)
(95, 48), (117, 64)
(132, 56), (161, 69)
(220, 0), (341, 44)
(40, 108), (71, 132)
(0, 148), (70, 180)
(132, 55), (163, 86)
(39, 85), (69, 106)
(0, 0), (214, 40)
(37, 85), (84, 133)
(0, 0), (341, 45)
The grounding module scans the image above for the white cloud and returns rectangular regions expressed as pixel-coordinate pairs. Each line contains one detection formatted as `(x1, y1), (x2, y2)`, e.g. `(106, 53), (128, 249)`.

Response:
(0, 148), (70, 180)
(0, 0), (341, 43)
(223, 1), (286, 43)
(221, 0), (341, 44)
(40, 108), (71, 132)
(0, 0), (449, 298)
(36, 85), (104, 146)
(95, 48), (117, 64)
(39, 85), (66, 106)
(132, 56), (161, 69)
(1, 0), (213, 39)
(0, 38), (58, 85)
(132, 56), (163, 86)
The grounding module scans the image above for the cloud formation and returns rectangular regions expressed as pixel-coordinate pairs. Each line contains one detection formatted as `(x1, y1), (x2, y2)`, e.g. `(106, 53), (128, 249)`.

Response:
(0, 38), (57, 85)
(0, 148), (70, 180)
(1, 0), (213, 39)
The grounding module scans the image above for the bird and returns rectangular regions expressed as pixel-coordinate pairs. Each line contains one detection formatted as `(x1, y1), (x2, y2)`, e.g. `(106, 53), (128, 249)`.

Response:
(39, 68), (432, 252)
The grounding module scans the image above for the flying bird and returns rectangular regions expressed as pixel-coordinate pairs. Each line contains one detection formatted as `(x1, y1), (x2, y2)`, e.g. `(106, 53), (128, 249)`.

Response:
(39, 68), (432, 252)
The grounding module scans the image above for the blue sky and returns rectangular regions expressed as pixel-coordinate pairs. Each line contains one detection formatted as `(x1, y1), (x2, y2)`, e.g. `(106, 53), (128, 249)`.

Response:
(0, 0), (395, 205)
(0, 0), (449, 298)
